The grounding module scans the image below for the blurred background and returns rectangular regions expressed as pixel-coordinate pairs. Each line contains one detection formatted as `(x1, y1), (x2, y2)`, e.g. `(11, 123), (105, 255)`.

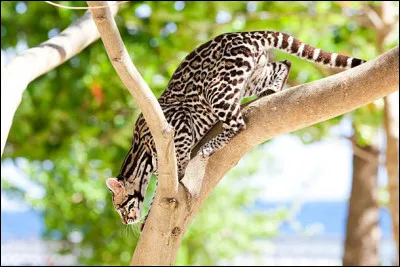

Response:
(1, 1), (399, 266)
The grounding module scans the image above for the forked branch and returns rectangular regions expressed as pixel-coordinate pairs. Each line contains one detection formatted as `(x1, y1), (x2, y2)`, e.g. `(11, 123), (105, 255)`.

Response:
(87, 1), (178, 194)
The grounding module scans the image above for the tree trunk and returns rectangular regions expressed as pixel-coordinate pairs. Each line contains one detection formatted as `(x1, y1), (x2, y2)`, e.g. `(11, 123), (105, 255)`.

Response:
(372, 2), (399, 263)
(384, 92), (399, 265)
(343, 141), (380, 266)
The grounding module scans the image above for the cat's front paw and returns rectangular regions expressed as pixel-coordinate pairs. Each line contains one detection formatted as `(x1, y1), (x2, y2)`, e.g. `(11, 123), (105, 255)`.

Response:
(198, 144), (214, 158)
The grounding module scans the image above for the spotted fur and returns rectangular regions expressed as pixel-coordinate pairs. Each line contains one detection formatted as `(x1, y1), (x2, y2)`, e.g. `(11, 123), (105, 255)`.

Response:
(106, 30), (366, 227)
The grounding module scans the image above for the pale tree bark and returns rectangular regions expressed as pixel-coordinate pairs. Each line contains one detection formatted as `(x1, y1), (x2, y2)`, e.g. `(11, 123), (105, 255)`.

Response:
(343, 138), (380, 266)
(0, 4), (120, 156)
(87, 2), (182, 264)
(87, 3), (398, 265)
(87, 2), (179, 197)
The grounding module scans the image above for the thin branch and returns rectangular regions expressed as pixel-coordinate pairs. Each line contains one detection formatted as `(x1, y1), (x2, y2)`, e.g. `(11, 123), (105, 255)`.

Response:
(363, 3), (384, 30)
(86, 1), (178, 194)
(1, 4), (119, 156)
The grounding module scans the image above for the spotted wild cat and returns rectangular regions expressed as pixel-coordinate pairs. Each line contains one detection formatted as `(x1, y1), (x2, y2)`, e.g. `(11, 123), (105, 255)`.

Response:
(106, 30), (366, 227)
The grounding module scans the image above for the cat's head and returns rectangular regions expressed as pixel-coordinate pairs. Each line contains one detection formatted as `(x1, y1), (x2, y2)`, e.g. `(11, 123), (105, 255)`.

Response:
(106, 177), (143, 224)
(107, 115), (156, 225)
(106, 134), (155, 225)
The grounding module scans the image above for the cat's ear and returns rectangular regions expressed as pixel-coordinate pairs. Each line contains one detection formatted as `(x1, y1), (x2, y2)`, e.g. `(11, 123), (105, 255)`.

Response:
(106, 178), (125, 195)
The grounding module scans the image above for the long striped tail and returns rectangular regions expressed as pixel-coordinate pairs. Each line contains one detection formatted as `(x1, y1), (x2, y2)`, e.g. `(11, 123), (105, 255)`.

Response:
(263, 31), (366, 69)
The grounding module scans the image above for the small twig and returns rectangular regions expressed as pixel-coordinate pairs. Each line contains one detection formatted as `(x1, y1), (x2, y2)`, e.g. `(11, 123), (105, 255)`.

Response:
(363, 3), (385, 30)
(44, 1), (128, 10)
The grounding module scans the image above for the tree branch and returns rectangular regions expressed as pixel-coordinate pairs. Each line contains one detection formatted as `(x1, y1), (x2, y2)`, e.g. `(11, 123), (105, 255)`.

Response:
(132, 46), (398, 265)
(87, 3), (182, 264)
(1, 4), (119, 156)
(87, 1), (178, 195)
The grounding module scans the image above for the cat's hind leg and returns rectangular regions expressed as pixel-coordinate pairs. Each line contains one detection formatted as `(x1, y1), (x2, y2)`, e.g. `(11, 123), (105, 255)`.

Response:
(245, 60), (292, 98)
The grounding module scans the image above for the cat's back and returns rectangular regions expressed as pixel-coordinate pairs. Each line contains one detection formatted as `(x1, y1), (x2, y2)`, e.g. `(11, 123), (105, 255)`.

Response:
(159, 33), (244, 103)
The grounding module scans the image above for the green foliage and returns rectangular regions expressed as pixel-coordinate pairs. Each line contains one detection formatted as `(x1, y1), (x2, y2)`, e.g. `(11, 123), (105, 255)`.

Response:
(1, 1), (397, 265)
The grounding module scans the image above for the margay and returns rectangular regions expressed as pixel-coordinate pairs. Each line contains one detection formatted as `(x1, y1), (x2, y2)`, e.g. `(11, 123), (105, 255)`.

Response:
(106, 30), (366, 227)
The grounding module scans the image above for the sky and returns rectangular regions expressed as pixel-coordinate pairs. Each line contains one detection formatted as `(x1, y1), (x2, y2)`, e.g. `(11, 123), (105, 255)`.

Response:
(255, 135), (354, 202)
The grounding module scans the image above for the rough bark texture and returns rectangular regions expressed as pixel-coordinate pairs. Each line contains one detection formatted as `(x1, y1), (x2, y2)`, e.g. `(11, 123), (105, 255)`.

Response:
(384, 92), (399, 265)
(131, 47), (398, 266)
(343, 141), (380, 266)
(0, 4), (119, 156)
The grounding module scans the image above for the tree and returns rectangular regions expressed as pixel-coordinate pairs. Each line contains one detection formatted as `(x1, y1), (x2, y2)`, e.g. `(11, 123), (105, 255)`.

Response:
(343, 136), (380, 265)
(1, 1), (398, 265)
(343, 3), (399, 265)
